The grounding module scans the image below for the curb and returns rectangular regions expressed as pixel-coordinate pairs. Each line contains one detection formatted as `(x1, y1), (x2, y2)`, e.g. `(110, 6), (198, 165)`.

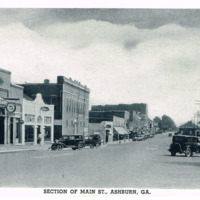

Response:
(0, 148), (38, 154)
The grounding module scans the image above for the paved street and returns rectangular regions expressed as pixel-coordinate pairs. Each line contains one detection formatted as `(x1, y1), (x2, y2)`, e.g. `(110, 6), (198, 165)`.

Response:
(0, 133), (200, 188)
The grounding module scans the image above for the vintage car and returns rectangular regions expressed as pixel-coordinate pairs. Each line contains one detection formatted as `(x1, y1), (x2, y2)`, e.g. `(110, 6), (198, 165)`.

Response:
(50, 135), (85, 150)
(133, 134), (145, 141)
(168, 135), (200, 157)
(84, 134), (101, 149)
(168, 132), (173, 137)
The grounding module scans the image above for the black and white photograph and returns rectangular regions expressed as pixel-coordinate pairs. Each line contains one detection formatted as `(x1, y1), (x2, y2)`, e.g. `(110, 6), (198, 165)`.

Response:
(1, 0), (200, 199)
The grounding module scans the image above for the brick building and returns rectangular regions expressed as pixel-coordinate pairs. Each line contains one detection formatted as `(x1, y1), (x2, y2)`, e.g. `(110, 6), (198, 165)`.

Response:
(20, 76), (90, 139)
(89, 110), (130, 142)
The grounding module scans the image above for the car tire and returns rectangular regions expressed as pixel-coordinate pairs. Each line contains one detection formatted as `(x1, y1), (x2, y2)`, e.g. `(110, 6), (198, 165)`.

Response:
(95, 143), (100, 148)
(57, 144), (63, 150)
(72, 148), (76, 150)
(78, 143), (83, 150)
(90, 144), (94, 149)
(171, 151), (176, 156)
(185, 147), (192, 157)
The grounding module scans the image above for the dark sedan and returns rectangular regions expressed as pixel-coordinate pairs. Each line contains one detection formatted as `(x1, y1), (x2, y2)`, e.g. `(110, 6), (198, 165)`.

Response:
(50, 135), (85, 150)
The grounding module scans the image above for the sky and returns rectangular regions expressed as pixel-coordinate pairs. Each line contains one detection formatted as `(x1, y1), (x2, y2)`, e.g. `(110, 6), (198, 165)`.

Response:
(0, 8), (200, 125)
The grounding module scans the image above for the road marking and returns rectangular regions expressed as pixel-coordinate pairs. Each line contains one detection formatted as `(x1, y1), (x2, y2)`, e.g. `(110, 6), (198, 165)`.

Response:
(146, 147), (158, 151)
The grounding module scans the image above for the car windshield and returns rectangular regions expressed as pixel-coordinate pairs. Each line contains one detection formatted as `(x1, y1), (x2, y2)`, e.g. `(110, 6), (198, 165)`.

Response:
(173, 136), (187, 143)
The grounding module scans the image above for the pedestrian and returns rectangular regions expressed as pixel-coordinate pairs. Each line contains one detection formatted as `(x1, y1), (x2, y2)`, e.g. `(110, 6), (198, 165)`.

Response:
(38, 132), (42, 145)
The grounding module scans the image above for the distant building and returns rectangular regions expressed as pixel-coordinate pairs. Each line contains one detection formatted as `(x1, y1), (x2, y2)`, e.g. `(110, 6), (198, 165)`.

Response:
(20, 76), (90, 139)
(91, 103), (148, 122)
(90, 104), (152, 133)
(0, 68), (23, 145)
(179, 121), (199, 135)
(89, 110), (129, 142)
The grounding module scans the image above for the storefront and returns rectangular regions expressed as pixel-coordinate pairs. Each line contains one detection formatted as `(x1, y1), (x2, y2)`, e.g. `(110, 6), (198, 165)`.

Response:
(113, 126), (130, 141)
(113, 116), (130, 141)
(22, 93), (54, 145)
(0, 68), (23, 145)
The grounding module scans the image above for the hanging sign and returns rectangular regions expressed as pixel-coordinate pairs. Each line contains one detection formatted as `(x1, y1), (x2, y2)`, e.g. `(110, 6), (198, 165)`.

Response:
(40, 106), (50, 111)
(6, 103), (16, 113)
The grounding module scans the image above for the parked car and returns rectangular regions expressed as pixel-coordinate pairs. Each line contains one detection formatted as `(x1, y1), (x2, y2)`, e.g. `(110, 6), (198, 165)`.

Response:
(84, 134), (101, 149)
(129, 132), (138, 140)
(50, 135), (85, 150)
(156, 130), (162, 134)
(133, 135), (144, 141)
(148, 133), (154, 138)
(168, 132), (173, 137)
(168, 135), (200, 157)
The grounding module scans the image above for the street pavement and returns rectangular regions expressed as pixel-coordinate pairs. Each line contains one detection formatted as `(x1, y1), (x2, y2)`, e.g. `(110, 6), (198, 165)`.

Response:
(0, 143), (51, 153)
(0, 133), (200, 188)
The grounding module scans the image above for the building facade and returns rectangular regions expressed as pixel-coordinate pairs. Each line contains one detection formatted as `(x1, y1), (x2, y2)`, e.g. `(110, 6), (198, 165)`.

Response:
(91, 103), (148, 122)
(0, 68), (23, 145)
(22, 93), (54, 145)
(89, 111), (129, 142)
(20, 76), (90, 139)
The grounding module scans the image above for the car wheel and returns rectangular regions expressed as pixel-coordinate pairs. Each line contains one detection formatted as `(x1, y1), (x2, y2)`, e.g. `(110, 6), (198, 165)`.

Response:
(50, 145), (57, 151)
(57, 144), (63, 150)
(72, 148), (76, 150)
(90, 144), (94, 149)
(78, 143), (83, 150)
(171, 151), (176, 156)
(95, 143), (100, 148)
(185, 147), (192, 157)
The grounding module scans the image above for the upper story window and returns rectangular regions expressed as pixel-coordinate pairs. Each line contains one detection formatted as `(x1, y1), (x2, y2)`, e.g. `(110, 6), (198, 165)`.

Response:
(25, 114), (35, 123)
(44, 117), (52, 124)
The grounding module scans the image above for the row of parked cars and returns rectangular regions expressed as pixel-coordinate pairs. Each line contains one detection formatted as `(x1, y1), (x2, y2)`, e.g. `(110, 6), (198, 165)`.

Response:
(130, 132), (155, 141)
(50, 134), (101, 150)
(50, 131), (156, 151)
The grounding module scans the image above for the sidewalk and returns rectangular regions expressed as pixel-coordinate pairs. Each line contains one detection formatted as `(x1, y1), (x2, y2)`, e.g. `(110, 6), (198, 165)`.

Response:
(0, 140), (131, 153)
(107, 139), (132, 145)
(0, 142), (51, 153)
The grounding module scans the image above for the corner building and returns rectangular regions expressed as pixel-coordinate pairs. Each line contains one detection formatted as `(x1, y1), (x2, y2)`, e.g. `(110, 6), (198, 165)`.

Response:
(21, 76), (90, 139)
(0, 68), (23, 145)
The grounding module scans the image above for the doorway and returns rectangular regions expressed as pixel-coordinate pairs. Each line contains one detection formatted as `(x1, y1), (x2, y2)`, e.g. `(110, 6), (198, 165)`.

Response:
(0, 108), (5, 144)
(10, 118), (13, 144)
(0, 116), (4, 144)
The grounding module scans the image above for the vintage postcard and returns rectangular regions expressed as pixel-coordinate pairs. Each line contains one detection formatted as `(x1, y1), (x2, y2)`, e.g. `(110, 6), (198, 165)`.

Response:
(0, 1), (200, 200)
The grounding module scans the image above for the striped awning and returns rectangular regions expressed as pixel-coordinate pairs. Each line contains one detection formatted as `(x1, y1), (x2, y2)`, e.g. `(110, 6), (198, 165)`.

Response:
(114, 127), (129, 135)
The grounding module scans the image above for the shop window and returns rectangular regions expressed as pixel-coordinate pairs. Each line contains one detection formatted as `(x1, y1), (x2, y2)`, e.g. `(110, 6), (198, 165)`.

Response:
(44, 117), (52, 124)
(25, 114), (35, 123)
(25, 125), (34, 142)
(44, 126), (51, 141)
(66, 98), (69, 113)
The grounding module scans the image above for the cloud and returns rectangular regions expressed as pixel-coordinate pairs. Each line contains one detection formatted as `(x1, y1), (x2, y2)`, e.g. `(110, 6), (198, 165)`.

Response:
(0, 20), (200, 125)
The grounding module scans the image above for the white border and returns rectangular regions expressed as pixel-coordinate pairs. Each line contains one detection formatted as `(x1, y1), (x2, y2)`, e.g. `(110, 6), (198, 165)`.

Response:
(0, 0), (199, 8)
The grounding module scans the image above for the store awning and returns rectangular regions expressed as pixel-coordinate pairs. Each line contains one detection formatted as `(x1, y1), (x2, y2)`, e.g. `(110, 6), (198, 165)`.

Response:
(114, 127), (129, 135)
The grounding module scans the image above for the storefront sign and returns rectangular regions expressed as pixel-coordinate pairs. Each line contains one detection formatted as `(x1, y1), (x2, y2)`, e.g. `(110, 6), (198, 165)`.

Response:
(40, 106), (49, 111)
(6, 103), (16, 113)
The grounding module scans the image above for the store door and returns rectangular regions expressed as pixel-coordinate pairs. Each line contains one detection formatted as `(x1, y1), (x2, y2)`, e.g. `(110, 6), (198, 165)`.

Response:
(0, 115), (4, 144)
(37, 125), (41, 144)
(10, 118), (13, 144)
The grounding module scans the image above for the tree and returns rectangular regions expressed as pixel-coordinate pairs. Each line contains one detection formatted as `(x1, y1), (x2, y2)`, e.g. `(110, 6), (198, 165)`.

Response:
(153, 116), (162, 128)
(160, 115), (176, 131)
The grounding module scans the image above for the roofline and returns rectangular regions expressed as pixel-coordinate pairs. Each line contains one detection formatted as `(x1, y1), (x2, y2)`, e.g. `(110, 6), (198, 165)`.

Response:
(0, 68), (11, 75)
(11, 83), (23, 90)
